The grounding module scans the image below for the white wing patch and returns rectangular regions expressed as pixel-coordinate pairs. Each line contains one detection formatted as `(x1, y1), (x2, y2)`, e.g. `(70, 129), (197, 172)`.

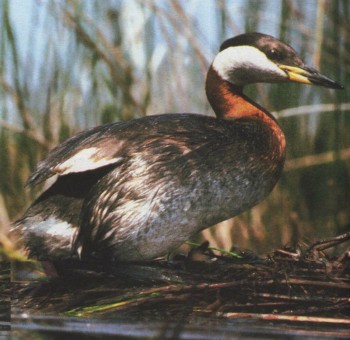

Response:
(24, 216), (74, 239)
(52, 147), (121, 175)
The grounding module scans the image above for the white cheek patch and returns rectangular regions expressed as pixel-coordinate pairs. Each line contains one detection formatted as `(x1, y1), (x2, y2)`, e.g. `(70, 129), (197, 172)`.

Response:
(212, 46), (287, 86)
(53, 147), (122, 175)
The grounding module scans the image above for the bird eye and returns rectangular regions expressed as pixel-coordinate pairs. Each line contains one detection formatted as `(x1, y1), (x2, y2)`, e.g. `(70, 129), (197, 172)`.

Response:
(266, 49), (283, 61)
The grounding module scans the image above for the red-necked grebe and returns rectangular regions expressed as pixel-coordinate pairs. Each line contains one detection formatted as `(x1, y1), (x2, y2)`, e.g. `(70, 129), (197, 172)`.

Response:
(14, 33), (343, 261)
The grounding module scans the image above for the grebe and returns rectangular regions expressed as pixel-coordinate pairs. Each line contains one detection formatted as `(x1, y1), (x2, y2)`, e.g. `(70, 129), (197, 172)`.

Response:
(14, 33), (343, 261)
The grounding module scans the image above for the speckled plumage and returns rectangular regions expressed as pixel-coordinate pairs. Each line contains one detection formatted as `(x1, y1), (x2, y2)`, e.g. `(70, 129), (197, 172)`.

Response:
(13, 32), (342, 261)
(16, 114), (284, 260)
(75, 114), (284, 260)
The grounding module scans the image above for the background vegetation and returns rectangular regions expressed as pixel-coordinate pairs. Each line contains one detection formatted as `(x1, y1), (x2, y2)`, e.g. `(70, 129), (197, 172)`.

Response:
(0, 0), (349, 255)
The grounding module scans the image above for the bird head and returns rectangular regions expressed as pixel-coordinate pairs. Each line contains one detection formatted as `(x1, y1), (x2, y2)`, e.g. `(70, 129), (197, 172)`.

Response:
(212, 32), (343, 90)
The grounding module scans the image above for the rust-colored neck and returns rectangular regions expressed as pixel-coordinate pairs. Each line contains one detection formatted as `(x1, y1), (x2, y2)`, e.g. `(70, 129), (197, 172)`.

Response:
(205, 65), (286, 153)
(206, 66), (276, 121)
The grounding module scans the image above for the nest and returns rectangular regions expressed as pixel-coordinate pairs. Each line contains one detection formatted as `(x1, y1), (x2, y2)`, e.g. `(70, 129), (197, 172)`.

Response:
(4, 232), (350, 337)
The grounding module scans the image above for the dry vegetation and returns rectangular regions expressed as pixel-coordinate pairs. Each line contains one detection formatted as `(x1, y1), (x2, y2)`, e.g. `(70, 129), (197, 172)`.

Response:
(1, 0), (350, 336)
(7, 237), (350, 337)
(0, 0), (349, 255)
